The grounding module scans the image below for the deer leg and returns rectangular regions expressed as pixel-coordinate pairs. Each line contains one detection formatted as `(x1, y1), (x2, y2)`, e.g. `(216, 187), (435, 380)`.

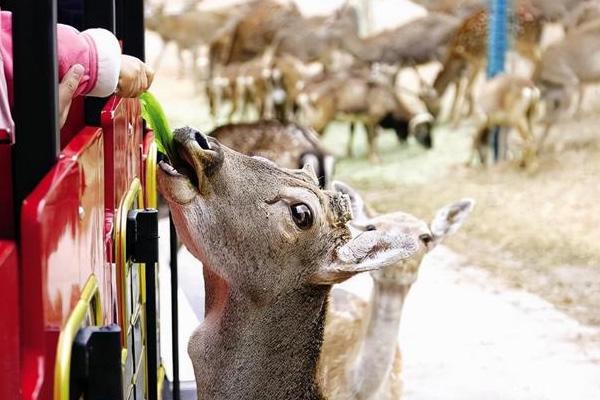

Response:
(366, 123), (380, 164)
(515, 119), (537, 170)
(463, 65), (481, 118)
(449, 77), (467, 126)
(347, 122), (355, 158)
(152, 41), (167, 73)
(177, 48), (186, 79)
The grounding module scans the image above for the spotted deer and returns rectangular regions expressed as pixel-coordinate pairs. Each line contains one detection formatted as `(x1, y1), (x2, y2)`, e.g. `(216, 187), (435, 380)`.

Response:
(157, 127), (421, 399)
(319, 182), (475, 400)
(426, 5), (543, 122)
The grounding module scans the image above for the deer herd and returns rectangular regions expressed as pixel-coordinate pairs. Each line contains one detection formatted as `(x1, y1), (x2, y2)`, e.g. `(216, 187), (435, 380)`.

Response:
(152, 0), (599, 398)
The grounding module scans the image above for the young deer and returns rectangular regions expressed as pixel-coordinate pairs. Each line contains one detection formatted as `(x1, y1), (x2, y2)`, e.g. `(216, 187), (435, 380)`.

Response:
(319, 182), (475, 400)
(209, 120), (335, 188)
(471, 74), (540, 168)
(158, 127), (421, 399)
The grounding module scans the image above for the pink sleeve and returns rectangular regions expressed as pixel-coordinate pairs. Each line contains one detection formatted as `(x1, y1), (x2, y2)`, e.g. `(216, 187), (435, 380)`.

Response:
(56, 25), (121, 97)
(0, 11), (121, 100)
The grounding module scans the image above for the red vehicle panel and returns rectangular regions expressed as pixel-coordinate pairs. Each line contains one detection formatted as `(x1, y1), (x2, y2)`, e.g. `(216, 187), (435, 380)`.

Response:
(19, 126), (105, 400)
(0, 241), (19, 400)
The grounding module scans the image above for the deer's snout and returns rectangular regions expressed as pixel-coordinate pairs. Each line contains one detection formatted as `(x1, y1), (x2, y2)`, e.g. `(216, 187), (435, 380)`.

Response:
(173, 126), (224, 180)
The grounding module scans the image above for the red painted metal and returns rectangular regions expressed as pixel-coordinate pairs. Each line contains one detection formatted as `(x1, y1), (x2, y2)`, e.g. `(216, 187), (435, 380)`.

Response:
(101, 97), (143, 327)
(20, 126), (105, 400)
(0, 144), (14, 238)
(7, 94), (147, 400)
(0, 241), (20, 400)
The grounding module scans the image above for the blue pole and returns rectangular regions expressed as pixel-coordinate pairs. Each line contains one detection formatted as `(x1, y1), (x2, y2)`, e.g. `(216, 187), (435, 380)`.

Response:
(487, 0), (510, 161)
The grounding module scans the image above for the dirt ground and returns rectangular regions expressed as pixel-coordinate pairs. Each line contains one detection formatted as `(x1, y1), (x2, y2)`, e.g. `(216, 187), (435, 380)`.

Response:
(325, 116), (600, 328)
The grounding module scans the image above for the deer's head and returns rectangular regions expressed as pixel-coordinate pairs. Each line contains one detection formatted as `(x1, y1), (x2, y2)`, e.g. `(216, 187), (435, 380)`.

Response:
(158, 128), (420, 299)
(333, 181), (474, 286)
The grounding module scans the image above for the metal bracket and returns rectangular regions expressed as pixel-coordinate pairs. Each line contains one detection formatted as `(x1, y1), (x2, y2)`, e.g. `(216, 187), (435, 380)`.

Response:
(70, 325), (123, 400)
(127, 208), (159, 265)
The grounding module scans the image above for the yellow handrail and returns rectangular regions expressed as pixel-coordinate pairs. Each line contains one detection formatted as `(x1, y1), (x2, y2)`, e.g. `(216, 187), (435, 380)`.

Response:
(145, 140), (158, 209)
(115, 177), (143, 344)
(53, 274), (102, 400)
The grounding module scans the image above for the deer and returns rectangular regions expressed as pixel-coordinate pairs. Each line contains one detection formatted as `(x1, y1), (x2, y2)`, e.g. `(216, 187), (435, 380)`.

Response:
(145, 2), (243, 77)
(157, 127), (422, 399)
(425, 5), (543, 123)
(470, 74), (540, 169)
(209, 120), (335, 188)
(533, 18), (600, 120)
(206, 57), (273, 123)
(319, 182), (474, 400)
(298, 71), (434, 162)
(342, 12), (461, 67)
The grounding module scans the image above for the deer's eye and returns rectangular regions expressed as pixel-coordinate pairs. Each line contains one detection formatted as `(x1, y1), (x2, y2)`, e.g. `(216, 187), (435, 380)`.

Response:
(290, 203), (313, 230)
(419, 233), (433, 246)
(365, 224), (377, 231)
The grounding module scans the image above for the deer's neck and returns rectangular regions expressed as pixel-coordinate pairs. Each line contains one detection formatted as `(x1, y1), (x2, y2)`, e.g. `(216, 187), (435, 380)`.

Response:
(190, 267), (328, 400)
(349, 281), (410, 397)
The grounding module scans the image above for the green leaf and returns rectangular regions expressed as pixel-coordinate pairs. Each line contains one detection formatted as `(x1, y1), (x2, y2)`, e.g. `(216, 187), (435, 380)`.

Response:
(140, 91), (176, 160)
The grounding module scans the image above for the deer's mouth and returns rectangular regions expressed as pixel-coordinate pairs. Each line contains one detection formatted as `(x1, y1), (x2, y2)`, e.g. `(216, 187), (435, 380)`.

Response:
(157, 127), (215, 204)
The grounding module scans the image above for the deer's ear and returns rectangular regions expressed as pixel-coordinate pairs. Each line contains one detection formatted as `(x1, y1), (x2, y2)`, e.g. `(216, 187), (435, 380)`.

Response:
(430, 198), (475, 243)
(311, 231), (419, 285)
(331, 181), (369, 223)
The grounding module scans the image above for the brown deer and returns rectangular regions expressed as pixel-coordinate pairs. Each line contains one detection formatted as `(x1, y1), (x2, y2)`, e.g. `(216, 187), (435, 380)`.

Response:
(534, 18), (600, 118)
(157, 127), (422, 399)
(145, 3), (243, 77)
(470, 74), (540, 168)
(298, 71), (434, 162)
(206, 57), (273, 123)
(319, 182), (474, 400)
(342, 12), (461, 66)
(215, 0), (301, 65)
(209, 120), (335, 188)
(426, 5), (543, 122)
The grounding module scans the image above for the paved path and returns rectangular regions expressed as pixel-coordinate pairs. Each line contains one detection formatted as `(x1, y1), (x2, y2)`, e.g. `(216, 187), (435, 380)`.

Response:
(158, 219), (600, 399)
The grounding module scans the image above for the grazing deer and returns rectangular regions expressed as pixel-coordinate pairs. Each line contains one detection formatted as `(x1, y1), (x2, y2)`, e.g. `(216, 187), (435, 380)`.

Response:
(158, 127), (421, 399)
(209, 120), (335, 188)
(470, 74), (540, 168)
(298, 71), (433, 162)
(320, 182), (474, 400)
(426, 5), (543, 122)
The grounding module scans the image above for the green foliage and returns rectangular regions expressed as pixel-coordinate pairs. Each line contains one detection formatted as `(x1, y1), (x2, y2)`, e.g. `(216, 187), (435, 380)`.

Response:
(140, 91), (176, 160)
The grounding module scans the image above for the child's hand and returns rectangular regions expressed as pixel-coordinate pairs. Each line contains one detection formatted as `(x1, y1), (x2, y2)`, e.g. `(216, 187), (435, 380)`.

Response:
(58, 64), (84, 128)
(116, 55), (155, 98)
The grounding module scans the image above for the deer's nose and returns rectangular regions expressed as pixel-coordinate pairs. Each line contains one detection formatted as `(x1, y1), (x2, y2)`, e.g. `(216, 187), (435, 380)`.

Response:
(194, 130), (211, 150)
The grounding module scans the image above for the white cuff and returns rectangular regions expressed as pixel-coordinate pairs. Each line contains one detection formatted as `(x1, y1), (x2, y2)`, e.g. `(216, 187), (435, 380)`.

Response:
(84, 28), (121, 97)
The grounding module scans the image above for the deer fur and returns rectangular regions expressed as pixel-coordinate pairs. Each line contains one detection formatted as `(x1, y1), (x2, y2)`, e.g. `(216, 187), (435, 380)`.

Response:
(534, 18), (600, 118)
(145, 3), (243, 76)
(342, 13), (461, 66)
(158, 127), (422, 399)
(426, 6), (543, 121)
(319, 182), (475, 400)
(209, 120), (334, 188)
(298, 71), (433, 162)
(471, 74), (540, 168)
